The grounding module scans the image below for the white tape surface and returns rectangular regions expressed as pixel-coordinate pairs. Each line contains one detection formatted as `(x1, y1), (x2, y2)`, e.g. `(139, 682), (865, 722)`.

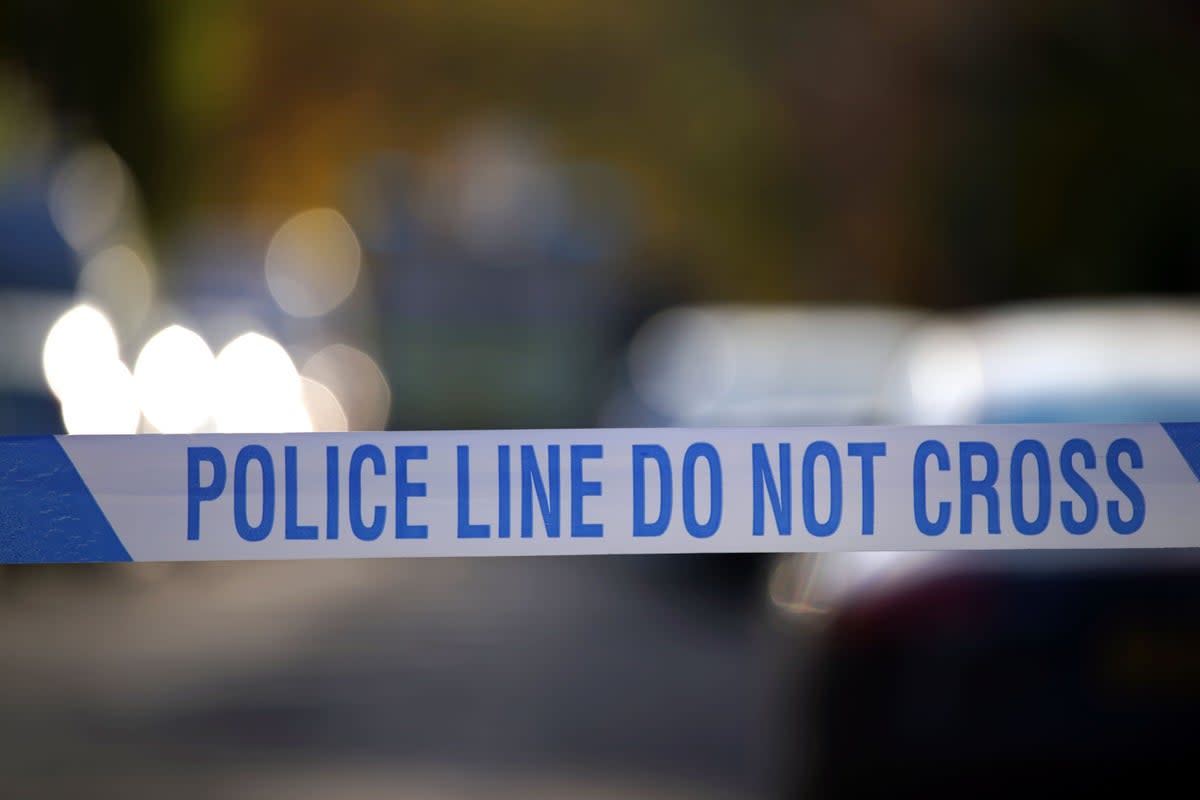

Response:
(2, 424), (1198, 563)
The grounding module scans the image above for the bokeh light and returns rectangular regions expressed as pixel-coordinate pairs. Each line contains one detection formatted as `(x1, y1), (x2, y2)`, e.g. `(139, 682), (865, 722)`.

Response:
(42, 303), (121, 400)
(302, 343), (391, 430)
(133, 325), (216, 433)
(264, 208), (361, 317)
(47, 143), (130, 252)
(59, 358), (140, 435)
(78, 244), (155, 337)
(300, 376), (349, 432)
(213, 332), (311, 432)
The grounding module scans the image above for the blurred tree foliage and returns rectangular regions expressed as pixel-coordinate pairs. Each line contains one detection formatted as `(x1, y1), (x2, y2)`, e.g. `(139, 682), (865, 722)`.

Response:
(2, 0), (1198, 306)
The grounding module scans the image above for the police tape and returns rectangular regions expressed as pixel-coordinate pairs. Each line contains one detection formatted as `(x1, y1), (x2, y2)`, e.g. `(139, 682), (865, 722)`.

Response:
(2, 423), (1199, 564)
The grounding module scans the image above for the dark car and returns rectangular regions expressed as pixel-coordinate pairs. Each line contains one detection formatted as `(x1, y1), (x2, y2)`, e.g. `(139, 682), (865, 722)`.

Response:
(778, 302), (1200, 797)
(799, 551), (1200, 796)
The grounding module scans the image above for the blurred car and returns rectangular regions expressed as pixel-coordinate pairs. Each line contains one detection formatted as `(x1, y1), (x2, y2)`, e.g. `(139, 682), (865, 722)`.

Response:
(774, 301), (1200, 797)
(606, 305), (927, 429)
(604, 305), (927, 603)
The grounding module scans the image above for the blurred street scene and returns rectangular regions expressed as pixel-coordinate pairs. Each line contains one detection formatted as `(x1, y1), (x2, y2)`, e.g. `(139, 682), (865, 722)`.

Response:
(2, 1), (1200, 797)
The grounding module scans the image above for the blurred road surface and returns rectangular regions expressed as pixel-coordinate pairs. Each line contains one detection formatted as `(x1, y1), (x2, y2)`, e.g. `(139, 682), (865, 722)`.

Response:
(0, 557), (800, 798)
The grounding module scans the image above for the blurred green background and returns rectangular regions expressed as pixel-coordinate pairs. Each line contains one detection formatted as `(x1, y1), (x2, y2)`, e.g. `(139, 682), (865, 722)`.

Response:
(5, 0), (1197, 306)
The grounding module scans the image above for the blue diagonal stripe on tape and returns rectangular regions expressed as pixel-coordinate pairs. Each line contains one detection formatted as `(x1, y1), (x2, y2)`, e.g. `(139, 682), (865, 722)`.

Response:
(0, 436), (131, 563)
(1161, 422), (1200, 482)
